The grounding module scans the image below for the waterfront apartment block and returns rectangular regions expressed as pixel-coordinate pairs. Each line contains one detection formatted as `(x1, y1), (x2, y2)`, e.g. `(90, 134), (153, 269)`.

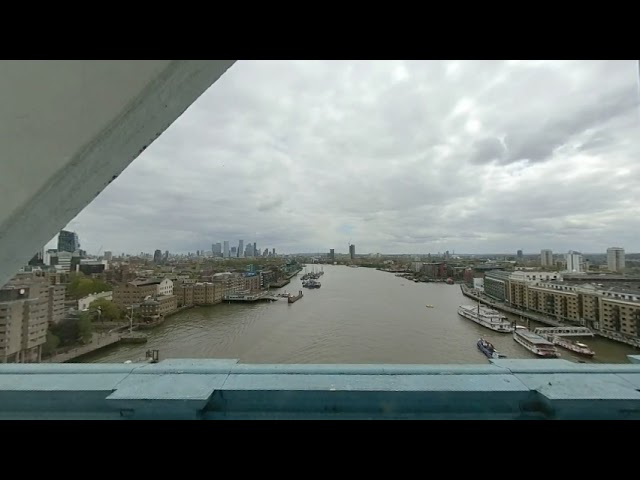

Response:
(193, 283), (223, 305)
(483, 270), (511, 301)
(113, 278), (174, 308)
(526, 281), (580, 323)
(244, 275), (260, 292)
(483, 269), (640, 339)
(139, 295), (177, 319)
(600, 289), (640, 337)
(175, 284), (194, 307)
(174, 282), (223, 307)
(211, 273), (245, 296)
(259, 270), (277, 288)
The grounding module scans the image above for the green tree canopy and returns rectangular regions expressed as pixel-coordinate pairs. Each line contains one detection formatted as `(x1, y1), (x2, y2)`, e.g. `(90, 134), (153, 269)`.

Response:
(42, 330), (60, 357)
(66, 273), (111, 300)
(50, 312), (93, 346)
(77, 312), (93, 343)
(88, 298), (121, 322)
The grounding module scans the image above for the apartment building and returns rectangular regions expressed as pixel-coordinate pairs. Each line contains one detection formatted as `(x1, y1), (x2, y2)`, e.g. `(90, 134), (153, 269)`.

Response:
(526, 281), (580, 323)
(244, 275), (261, 292)
(193, 283), (223, 305)
(483, 269), (640, 338)
(0, 277), (49, 363)
(139, 295), (178, 319)
(113, 278), (174, 308)
(113, 281), (158, 308)
(483, 270), (511, 302)
(600, 288), (640, 338)
(48, 284), (67, 324)
(211, 273), (245, 296)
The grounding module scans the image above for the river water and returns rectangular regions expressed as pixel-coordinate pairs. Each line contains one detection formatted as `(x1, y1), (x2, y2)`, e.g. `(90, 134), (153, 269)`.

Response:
(81, 264), (638, 364)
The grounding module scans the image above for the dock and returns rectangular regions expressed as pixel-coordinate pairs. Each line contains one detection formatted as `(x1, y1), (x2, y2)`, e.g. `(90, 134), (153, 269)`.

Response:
(460, 284), (564, 327)
(288, 290), (304, 304)
(460, 284), (640, 348)
(223, 292), (279, 302)
(533, 327), (594, 337)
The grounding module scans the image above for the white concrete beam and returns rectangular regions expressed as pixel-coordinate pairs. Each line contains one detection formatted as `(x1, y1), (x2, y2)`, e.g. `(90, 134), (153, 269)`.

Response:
(0, 60), (236, 286)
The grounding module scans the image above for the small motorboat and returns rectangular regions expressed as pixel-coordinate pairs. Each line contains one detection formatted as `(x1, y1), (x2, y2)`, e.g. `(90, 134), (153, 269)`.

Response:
(477, 337), (506, 359)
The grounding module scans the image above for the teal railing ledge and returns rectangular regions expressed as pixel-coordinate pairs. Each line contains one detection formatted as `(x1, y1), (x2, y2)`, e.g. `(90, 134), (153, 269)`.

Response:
(0, 357), (639, 419)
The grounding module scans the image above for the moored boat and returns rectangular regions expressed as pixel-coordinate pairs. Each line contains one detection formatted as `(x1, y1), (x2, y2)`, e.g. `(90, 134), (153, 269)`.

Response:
(513, 326), (559, 358)
(457, 304), (514, 332)
(303, 279), (321, 289)
(477, 337), (506, 359)
(548, 336), (595, 357)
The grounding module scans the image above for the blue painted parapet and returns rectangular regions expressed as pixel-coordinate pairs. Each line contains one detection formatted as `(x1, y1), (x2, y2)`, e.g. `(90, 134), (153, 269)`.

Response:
(1, 357), (640, 419)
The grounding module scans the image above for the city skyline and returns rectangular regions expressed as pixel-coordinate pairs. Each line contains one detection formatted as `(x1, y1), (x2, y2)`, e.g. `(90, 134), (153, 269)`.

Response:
(52, 60), (640, 254)
(43, 230), (637, 258)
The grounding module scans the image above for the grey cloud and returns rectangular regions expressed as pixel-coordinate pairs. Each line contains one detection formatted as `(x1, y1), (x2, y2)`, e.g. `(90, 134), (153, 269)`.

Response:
(503, 85), (638, 164)
(257, 197), (283, 212)
(55, 60), (640, 255)
(469, 137), (507, 164)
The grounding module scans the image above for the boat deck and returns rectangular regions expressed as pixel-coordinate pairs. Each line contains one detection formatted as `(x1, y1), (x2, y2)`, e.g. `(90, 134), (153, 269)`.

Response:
(516, 330), (554, 345)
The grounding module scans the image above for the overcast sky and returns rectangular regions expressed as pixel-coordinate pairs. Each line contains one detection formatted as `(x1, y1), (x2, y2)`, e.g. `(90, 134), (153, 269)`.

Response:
(55, 60), (640, 255)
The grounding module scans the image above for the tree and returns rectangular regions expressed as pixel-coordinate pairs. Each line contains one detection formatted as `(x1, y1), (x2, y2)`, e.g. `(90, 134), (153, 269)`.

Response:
(88, 298), (121, 322)
(67, 273), (111, 300)
(49, 313), (93, 347)
(42, 330), (60, 357)
(77, 312), (93, 344)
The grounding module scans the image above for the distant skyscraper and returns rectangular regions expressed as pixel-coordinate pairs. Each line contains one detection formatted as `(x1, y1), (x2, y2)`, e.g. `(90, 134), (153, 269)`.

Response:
(517, 250), (523, 258)
(540, 249), (553, 267)
(253, 242), (257, 257)
(223, 241), (230, 258)
(607, 247), (625, 272)
(263, 248), (269, 257)
(272, 248), (276, 256)
(238, 240), (244, 258)
(329, 248), (335, 262)
(104, 251), (113, 261)
(153, 249), (162, 264)
(565, 251), (583, 272)
(349, 244), (356, 259)
(231, 246), (237, 256)
(58, 230), (79, 253)
(213, 243), (222, 256)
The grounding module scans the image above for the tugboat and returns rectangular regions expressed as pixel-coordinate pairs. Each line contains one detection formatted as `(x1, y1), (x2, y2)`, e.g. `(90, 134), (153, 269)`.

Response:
(477, 337), (506, 359)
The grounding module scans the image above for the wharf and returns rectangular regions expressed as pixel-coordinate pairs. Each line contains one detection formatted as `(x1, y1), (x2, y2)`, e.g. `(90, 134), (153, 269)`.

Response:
(460, 285), (640, 348)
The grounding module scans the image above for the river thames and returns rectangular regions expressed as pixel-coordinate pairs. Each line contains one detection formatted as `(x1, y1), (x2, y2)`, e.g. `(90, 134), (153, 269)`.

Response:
(81, 264), (638, 364)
